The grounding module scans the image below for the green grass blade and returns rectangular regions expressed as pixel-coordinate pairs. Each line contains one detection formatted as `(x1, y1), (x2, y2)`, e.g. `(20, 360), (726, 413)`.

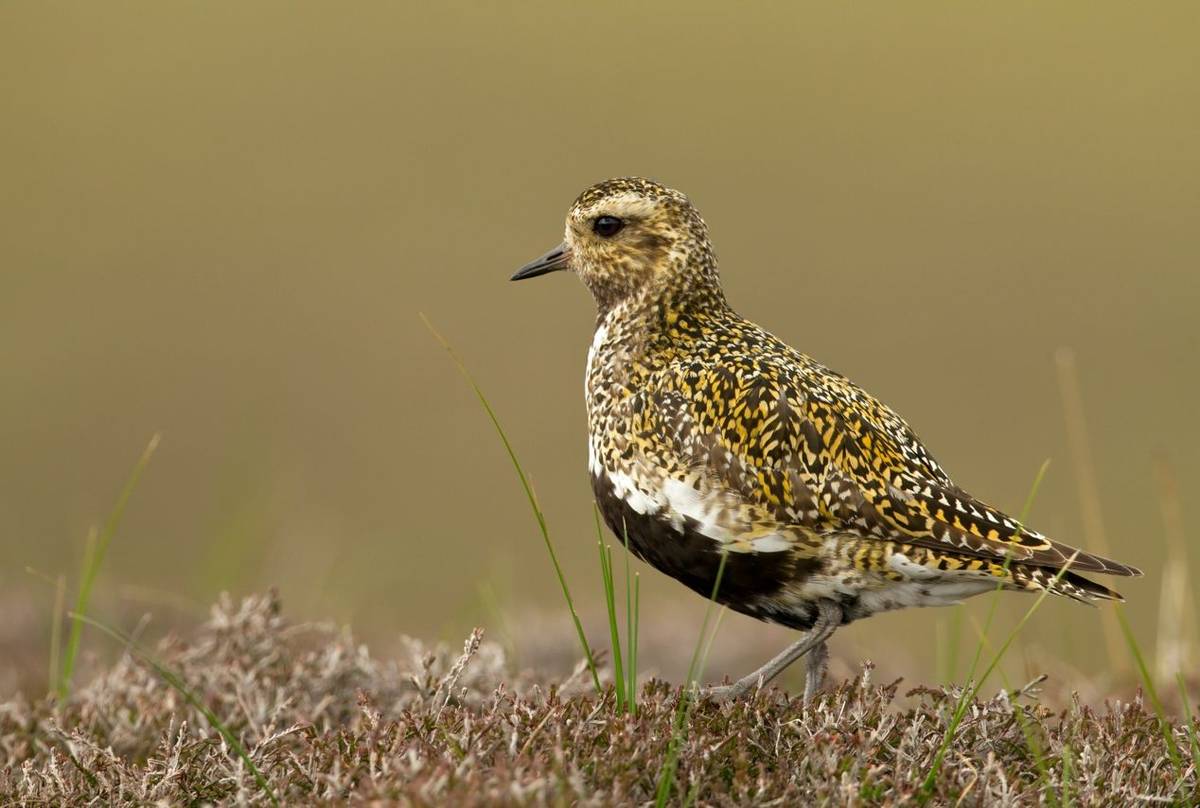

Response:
(58, 434), (160, 700)
(1061, 742), (1074, 808)
(696, 607), (728, 693)
(49, 573), (66, 697)
(631, 571), (640, 716)
(920, 548), (1079, 801)
(655, 551), (729, 808)
(628, 521), (638, 710)
(1017, 459), (1052, 526)
(1013, 702), (1051, 803)
(919, 459), (1052, 800)
(1115, 605), (1184, 774)
(655, 706), (688, 804)
(598, 536), (625, 711)
(423, 315), (601, 694)
(622, 519), (638, 715)
(683, 553), (729, 693)
(24, 566), (70, 698)
(68, 612), (278, 806)
(966, 615), (1052, 798)
(957, 460), (1051, 693)
(945, 606), (962, 684)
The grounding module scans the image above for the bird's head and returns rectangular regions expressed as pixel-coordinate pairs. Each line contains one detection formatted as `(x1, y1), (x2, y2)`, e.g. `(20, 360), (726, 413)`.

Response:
(511, 177), (723, 312)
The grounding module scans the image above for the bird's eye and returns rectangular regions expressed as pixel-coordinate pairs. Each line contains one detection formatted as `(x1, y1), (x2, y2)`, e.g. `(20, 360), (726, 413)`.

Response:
(592, 215), (625, 238)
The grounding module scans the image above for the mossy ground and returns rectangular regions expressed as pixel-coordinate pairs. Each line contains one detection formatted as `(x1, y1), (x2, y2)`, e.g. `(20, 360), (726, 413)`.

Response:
(2, 594), (1194, 806)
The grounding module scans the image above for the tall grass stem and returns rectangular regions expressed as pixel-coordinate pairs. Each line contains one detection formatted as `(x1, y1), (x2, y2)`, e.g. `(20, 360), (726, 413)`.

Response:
(655, 552), (728, 807)
(1115, 605), (1184, 774)
(423, 315), (601, 694)
(920, 550), (1080, 800)
(1055, 348), (1125, 670)
(58, 434), (160, 699)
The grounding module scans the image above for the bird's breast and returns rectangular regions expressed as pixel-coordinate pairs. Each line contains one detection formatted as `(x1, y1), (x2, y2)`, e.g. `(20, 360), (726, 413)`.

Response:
(590, 470), (815, 619)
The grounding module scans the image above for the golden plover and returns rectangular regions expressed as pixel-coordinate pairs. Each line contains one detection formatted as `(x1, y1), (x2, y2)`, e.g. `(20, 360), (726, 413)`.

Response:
(511, 177), (1141, 700)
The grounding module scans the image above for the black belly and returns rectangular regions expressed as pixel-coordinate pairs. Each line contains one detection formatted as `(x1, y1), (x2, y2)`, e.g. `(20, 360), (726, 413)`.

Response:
(592, 473), (826, 630)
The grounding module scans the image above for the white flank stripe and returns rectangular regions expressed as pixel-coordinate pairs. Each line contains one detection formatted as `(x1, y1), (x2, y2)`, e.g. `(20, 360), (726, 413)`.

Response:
(604, 468), (662, 516)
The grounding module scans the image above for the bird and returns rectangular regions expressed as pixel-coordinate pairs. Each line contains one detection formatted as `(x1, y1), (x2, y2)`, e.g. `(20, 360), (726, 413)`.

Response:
(510, 177), (1141, 701)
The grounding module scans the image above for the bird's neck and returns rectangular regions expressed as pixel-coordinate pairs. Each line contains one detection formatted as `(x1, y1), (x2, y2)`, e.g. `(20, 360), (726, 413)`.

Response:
(594, 275), (733, 360)
(592, 261), (729, 323)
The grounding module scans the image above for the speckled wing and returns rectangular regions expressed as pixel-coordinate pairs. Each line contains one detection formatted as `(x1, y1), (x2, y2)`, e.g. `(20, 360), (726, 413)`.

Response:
(799, 380), (1140, 578)
(647, 354), (1140, 579)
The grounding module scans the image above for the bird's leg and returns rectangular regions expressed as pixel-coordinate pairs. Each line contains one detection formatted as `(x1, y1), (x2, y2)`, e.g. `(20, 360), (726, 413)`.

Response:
(802, 639), (829, 703)
(702, 601), (842, 702)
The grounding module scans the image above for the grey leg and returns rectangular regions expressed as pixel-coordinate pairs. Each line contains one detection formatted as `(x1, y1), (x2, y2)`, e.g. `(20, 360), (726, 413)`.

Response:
(803, 640), (829, 703)
(702, 600), (842, 702)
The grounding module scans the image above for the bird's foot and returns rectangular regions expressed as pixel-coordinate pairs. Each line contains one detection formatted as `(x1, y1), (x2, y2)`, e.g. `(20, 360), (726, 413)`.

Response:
(697, 677), (760, 703)
(700, 681), (734, 701)
(698, 683), (737, 702)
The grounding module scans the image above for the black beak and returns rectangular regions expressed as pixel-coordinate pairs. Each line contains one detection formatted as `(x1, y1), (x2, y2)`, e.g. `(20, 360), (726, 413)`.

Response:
(511, 242), (571, 281)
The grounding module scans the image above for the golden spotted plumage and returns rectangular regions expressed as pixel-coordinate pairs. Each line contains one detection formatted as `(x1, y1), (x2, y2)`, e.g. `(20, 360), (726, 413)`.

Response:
(513, 176), (1141, 697)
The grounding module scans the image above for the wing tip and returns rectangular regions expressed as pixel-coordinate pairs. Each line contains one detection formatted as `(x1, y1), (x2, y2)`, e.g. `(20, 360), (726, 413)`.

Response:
(1045, 544), (1142, 578)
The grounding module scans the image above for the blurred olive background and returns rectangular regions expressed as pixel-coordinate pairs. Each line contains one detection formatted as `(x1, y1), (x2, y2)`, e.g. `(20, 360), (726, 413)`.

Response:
(2, 2), (1197, 695)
